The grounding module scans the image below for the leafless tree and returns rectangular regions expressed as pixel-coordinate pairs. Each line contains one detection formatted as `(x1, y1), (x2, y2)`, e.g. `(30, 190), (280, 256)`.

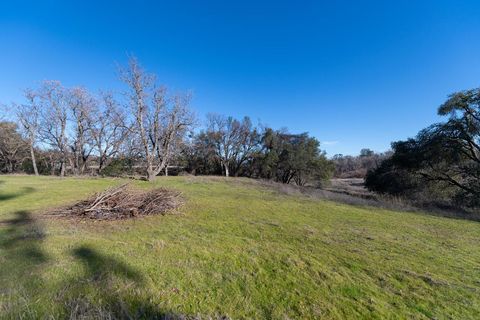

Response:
(90, 92), (130, 173)
(67, 87), (95, 175)
(206, 114), (258, 177)
(14, 90), (41, 175)
(160, 94), (196, 176)
(120, 57), (195, 181)
(206, 114), (235, 177)
(230, 117), (259, 175)
(36, 80), (69, 176)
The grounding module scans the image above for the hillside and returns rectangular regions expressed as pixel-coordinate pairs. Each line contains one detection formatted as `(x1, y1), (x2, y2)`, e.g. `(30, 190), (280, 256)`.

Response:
(1, 176), (479, 319)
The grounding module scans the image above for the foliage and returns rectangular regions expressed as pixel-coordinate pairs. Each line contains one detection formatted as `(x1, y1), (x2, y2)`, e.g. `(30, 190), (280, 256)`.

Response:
(100, 158), (137, 177)
(254, 130), (334, 186)
(183, 123), (334, 185)
(366, 88), (480, 207)
(20, 154), (54, 175)
(184, 131), (221, 176)
(0, 122), (28, 173)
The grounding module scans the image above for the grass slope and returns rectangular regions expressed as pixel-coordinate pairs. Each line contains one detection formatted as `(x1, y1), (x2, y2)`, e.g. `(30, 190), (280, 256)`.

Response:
(0, 175), (479, 319)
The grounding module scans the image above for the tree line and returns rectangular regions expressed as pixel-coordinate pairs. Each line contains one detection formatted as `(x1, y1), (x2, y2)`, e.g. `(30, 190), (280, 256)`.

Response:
(0, 57), (334, 185)
(332, 148), (391, 178)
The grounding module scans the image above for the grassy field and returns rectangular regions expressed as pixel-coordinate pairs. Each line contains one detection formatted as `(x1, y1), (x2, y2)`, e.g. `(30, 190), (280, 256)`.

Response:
(1, 175), (480, 319)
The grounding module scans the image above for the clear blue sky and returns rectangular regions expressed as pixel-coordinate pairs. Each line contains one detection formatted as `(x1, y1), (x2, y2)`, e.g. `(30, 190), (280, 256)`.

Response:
(1, 1), (479, 156)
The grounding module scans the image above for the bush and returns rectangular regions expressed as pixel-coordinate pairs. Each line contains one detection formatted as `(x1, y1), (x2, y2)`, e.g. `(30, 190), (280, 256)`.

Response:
(101, 158), (136, 177)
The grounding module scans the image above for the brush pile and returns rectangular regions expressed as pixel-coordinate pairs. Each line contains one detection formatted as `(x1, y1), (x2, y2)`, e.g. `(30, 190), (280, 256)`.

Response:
(57, 184), (183, 220)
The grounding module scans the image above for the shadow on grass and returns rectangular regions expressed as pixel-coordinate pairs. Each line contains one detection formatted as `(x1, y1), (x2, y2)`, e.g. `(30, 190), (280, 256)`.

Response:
(63, 245), (189, 319)
(0, 210), (48, 263)
(72, 245), (144, 283)
(0, 186), (36, 202)
(0, 212), (190, 318)
(0, 211), (49, 317)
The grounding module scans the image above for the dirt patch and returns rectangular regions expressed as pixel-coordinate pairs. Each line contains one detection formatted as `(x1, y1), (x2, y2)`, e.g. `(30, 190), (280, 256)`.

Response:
(51, 184), (183, 220)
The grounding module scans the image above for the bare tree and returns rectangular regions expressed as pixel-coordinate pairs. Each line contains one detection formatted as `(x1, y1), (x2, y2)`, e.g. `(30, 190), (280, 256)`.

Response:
(230, 117), (259, 176)
(120, 57), (195, 181)
(67, 87), (95, 175)
(36, 81), (69, 176)
(206, 114), (258, 177)
(90, 92), (130, 173)
(206, 114), (235, 177)
(14, 90), (41, 175)
(160, 94), (195, 176)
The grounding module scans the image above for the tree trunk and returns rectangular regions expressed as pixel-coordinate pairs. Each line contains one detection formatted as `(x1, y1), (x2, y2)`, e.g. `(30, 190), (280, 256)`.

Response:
(224, 163), (229, 177)
(60, 160), (66, 177)
(98, 154), (106, 173)
(146, 164), (156, 181)
(50, 157), (55, 176)
(30, 144), (39, 176)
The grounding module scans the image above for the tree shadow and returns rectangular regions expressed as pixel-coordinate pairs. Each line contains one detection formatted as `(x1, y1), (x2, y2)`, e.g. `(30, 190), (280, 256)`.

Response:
(63, 245), (189, 319)
(0, 186), (36, 202)
(0, 211), (195, 318)
(72, 246), (143, 283)
(0, 210), (48, 263)
(0, 211), (49, 316)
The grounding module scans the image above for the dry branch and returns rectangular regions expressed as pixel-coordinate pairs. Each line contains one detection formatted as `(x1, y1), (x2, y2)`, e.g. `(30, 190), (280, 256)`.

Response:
(55, 184), (182, 220)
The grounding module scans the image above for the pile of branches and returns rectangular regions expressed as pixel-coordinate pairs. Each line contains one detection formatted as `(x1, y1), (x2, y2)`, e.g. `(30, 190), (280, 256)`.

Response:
(57, 184), (183, 220)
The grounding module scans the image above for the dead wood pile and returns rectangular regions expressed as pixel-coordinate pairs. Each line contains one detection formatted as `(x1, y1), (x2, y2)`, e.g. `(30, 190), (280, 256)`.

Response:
(57, 184), (183, 220)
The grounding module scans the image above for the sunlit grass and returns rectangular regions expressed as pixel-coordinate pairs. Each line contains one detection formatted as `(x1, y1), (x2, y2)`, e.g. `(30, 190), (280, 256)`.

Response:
(1, 175), (479, 319)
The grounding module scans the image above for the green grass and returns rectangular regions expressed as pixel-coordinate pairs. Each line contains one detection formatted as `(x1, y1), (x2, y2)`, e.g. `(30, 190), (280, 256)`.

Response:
(1, 175), (480, 319)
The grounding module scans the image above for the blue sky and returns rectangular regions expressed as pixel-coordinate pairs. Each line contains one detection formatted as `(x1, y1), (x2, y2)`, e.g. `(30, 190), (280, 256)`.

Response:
(1, 1), (479, 156)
